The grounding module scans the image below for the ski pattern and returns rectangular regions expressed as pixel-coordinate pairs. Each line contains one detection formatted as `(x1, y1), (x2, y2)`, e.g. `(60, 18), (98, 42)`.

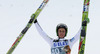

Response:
(78, 0), (90, 54)
(7, 0), (49, 54)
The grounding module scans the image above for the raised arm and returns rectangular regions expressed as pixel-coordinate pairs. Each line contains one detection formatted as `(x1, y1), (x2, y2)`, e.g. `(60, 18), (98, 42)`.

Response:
(34, 19), (53, 46)
(69, 28), (81, 48)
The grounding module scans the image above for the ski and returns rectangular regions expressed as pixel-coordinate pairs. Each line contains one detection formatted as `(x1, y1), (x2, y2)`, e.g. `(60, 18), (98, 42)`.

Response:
(78, 0), (90, 54)
(7, 0), (49, 54)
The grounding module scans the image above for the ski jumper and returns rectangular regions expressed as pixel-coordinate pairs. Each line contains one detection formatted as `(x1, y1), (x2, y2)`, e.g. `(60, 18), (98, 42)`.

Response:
(34, 22), (81, 54)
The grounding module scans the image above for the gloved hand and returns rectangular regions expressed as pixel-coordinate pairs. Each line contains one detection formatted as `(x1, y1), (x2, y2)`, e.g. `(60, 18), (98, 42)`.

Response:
(34, 19), (37, 23)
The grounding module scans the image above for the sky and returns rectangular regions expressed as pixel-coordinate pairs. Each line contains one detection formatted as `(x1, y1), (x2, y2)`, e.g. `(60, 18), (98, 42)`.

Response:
(0, 0), (100, 54)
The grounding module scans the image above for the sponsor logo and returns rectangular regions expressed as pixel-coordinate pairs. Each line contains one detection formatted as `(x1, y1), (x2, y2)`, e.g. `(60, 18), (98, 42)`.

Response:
(39, 2), (45, 9)
(83, 4), (89, 12)
(54, 41), (68, 47)
(70, 37), (75, 42)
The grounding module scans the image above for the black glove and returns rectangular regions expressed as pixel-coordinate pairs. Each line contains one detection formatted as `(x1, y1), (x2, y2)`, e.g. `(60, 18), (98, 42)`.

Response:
(81, 29), (86, 37)
(82, 20), (87, 26)
(34, 19), (37, 23)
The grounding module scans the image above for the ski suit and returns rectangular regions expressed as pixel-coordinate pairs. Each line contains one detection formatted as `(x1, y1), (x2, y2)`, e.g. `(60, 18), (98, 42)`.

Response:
(34, 22), (81, 54)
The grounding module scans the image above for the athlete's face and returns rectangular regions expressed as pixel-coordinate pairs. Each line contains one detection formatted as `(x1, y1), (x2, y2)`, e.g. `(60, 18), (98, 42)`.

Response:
(58, 28), (66, 38)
